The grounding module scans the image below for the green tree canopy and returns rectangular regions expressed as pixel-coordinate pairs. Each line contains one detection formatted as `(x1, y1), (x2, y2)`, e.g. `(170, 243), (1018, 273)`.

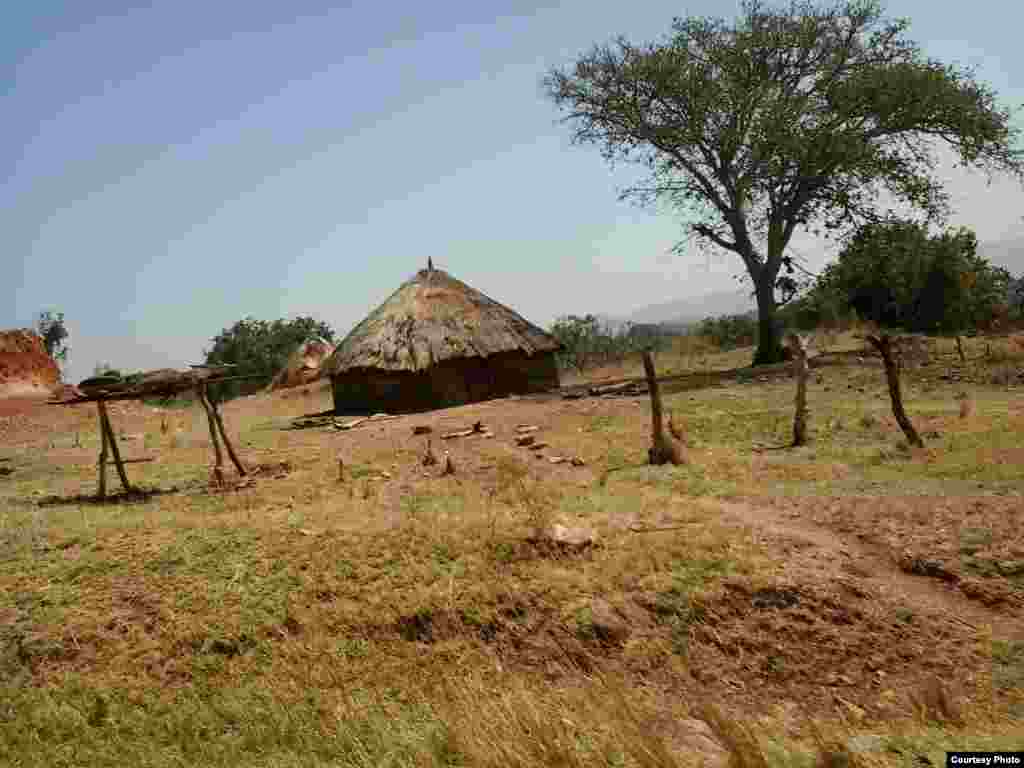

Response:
(203, 316), (336, 401)
(543, 0), (1023, 365)
(807, 219), (1011, 333)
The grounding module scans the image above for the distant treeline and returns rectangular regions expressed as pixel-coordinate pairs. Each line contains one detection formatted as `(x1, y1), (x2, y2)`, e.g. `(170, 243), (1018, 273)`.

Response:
(554, 219), (1024, 370)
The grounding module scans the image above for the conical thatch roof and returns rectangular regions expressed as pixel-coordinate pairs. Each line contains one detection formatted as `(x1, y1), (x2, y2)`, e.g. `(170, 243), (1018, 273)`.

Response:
(267, 337), (335, 392)
(326, 268), (561, 374)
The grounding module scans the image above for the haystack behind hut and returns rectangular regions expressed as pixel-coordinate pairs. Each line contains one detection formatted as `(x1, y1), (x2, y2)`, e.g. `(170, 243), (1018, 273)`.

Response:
(326, 266), (562, 414)
(267, 337), (335, 392)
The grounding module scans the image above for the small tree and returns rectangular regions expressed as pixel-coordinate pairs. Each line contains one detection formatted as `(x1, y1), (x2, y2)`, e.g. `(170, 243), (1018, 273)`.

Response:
(822, 219), (1011, 333)
(36, 311), (69, 365)
(544, 0), (1022, 366)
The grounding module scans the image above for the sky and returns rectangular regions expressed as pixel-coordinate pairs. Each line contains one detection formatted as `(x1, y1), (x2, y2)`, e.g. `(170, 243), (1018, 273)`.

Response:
(4, 0), (1023, 383)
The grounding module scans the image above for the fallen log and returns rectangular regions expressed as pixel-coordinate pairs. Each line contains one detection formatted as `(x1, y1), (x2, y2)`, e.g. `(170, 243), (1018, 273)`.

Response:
(441, 421), (487, 440)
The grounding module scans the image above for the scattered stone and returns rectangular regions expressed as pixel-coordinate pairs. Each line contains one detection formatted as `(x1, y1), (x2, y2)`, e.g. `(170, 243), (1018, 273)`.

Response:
(751, 587), (800, 610)
(898, 553), (959, 582)
(587, 598), (630, 645)
(515, 435), (535, 446)
(515, 425), (540, 433)
(661, 719), (731, 768)
(538, 523), (597, 548)
(527, 442), (549, 451)
(846, 735), (886, 754)
(412, 425), (432, 435)
(548, 456), (566, 464)
(570, 457), (586, 467)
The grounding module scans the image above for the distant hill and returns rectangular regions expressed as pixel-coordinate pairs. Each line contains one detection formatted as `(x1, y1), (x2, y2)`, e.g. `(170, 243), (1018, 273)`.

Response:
(605, 236), (1022, 331)
(605, 287), (755, 329)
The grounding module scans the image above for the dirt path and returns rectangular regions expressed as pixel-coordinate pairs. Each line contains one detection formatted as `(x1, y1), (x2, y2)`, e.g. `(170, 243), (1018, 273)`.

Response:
(716, 500), (1024, 643)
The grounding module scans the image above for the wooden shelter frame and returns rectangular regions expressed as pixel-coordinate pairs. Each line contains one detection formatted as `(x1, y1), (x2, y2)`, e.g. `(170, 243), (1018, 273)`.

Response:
(49, 365), (258, 498)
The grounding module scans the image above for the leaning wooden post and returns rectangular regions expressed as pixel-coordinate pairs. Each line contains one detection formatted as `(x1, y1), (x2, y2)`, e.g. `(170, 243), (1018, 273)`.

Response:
(642, 350), (684, 465)
(207, 392), (247, 476)
(96, 403), (109, 499)
(787, 333), (810, 447)
(98, 400), (133, 493)
(866, 334), (924, 449)
(954, 335), (966, 363)
(197, 383), (225, 485)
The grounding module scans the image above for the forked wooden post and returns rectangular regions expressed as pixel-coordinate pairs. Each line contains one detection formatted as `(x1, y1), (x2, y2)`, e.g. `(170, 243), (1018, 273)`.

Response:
(787, 333), (810, 447)
(197, 382), (247, 478)
(866, 334), (924, 449)
(197, 383), (225, 482)
(97, 400), (133, 494)
(210, 397), (247, 476)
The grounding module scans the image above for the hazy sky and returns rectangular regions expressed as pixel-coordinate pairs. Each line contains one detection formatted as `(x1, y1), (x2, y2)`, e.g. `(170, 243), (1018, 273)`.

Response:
(4, 1), (1023, 383)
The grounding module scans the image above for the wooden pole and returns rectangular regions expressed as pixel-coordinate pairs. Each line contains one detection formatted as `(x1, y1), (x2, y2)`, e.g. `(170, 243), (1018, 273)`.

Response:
(642, 350), (684, 465)
(208, 395), (247, 476)
(96, 403), (108, 499)
(788, 333), (810, 447)
(866, 334), (924, 449)
(98, 400), (133, 493)
(197, 384), (225, 485)
(955, 335), (966, 363)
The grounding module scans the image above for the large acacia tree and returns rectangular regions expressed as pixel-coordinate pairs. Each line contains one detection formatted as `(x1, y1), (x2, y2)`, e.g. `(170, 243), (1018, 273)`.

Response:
(544, 0), (1022, 364)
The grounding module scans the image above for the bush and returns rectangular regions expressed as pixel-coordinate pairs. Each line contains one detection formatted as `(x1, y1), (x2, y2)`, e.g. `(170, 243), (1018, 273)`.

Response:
(697, 312), (758, 350)
(549, 315), (668, 373)
(809, 220), (1011, 335)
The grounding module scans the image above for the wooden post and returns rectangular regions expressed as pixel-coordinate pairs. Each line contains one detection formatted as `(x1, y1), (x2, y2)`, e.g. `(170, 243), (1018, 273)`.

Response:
(197, 384), (225, 483)
(98, 400), (133, 493)
(955, 335), (966, 363)
(642, 350), (684, 465)
(788, 333), (810, 447)
(206, 390), (247, 476)
(96, 403), (108, 499)
(866, 334), (924, 449)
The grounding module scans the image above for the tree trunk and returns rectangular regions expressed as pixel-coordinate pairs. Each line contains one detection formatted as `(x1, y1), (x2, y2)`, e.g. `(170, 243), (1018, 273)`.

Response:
(753, 279), (785, 366)
(642, 351), (684, 465)
(787, 333), (810, 447)
(955, 335), (966, 363)
(867, 335), (924, 449)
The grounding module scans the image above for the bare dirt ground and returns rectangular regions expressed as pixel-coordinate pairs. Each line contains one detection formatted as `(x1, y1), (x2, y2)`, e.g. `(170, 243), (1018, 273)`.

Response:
(1, 334), (1022, 764)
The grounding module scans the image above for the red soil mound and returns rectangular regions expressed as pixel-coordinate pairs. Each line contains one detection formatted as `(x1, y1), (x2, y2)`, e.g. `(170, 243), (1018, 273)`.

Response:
(0, 329), (62, 399)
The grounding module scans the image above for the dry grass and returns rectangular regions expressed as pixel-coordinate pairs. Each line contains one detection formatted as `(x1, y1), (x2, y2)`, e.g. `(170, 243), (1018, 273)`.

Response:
(1, 330), (1022, 766)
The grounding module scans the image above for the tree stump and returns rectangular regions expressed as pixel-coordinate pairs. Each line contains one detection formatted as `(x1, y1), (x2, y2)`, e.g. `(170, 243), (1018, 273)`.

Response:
(787, 333), (810, 447)
(866, 334), (924, 448)
(642, 350), (685, 465)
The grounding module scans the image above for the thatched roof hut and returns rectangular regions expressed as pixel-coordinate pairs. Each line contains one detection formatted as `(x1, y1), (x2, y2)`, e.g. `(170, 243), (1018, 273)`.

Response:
(326, 266), (562, 414)
(266, 337), (335, 392)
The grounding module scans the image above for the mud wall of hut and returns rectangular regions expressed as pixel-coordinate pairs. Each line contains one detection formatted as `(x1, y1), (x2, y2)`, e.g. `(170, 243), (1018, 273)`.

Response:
(331, 351), (559, 414)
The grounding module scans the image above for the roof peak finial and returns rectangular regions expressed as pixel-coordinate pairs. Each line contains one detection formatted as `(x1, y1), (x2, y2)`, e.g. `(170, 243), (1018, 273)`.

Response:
(428, 256), (434, 272)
